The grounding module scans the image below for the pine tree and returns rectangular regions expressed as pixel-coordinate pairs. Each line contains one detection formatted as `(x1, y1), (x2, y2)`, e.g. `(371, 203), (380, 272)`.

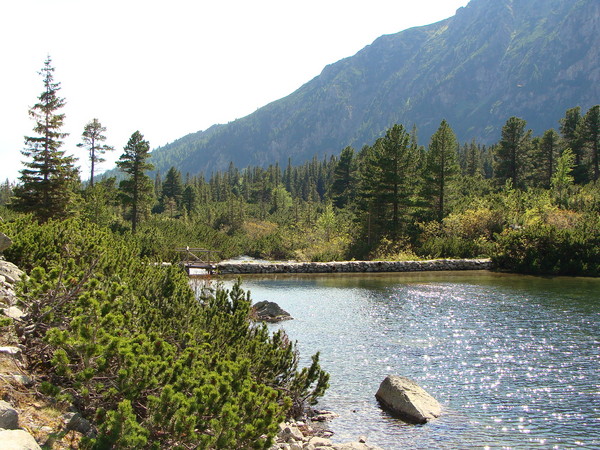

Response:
(182, 184), (198, 214)
(330, 146), (355, 208)
(424, 120), (459, 220)
(531, 129), (560, 188)
(551, 148), (575, 207)
(0, 179), (13, 206)
(464, 140), (484, 178)
(117, 131), (154, 233)
(162, 166), (183, 207)
(359, 124), (418, 239)
(582, 105), (600, 182)
(77, 118), (113, 187)
(494, 117), (532, 189)
(11, 56), (79, 221)
(559, 106), (586, 183)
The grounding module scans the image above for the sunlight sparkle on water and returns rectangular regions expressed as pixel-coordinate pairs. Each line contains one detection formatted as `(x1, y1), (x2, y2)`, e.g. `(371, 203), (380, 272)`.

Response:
(211, 273), (600, 449)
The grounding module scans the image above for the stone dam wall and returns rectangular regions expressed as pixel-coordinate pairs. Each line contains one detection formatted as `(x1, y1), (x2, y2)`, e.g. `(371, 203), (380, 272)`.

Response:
(214, 258), (493, 275)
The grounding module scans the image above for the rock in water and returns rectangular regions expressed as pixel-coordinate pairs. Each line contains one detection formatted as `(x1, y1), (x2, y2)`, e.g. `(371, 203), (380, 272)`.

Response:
(252, 301), (292, 323)
(375, 375), (441, 424)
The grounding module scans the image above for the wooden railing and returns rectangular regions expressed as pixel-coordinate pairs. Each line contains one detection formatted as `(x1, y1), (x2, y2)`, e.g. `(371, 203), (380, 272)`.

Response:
(174, 247), (221, 274)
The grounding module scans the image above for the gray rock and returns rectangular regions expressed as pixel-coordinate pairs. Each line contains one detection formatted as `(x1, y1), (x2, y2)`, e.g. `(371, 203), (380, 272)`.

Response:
(0, 233), (11, 253)
(333, 443), (383, 450)
(311, 409), (339, 422)
(0, 400), (19, 429)
(253, 301), (293, 323)
(307, 437), (332, 447)
(0, 429), (42, 450)
(281, 425), (304, 443)
(63, 412), (93, 436)
(0, 346), (22, 356)
(375, 375), (441, 424)
(2, 306), (24, 321)
(0, 261), (23, 284)
(0, 287), (15, 306)
(10, 374), (34, 387)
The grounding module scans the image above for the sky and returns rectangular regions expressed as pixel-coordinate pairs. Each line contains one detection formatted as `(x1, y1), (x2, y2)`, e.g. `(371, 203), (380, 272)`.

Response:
(1, 0), (470, 182)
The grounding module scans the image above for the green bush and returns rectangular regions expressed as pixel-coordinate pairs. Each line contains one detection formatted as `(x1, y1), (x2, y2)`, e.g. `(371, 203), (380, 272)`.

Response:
(0, 217), (329, 448)
(419, 235), (493, 259)
(492, 215), (600, 276)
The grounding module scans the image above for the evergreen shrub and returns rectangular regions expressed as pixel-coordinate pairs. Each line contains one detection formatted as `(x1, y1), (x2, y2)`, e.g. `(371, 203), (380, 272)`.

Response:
(492, 215), (600, 276)
(0, 217), (329, 448)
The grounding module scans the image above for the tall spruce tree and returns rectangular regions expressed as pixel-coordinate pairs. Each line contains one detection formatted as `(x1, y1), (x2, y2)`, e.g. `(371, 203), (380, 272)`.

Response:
(117, 131), (154, 233)
(583, 105), (600, 182)
(77, 118), (113, 187)
(161, 166), (183, 217)
(359, 124), (417, 239)
(424, 120), (459, 221)
(182, 184), (198, 214)
(162, 167), (183, 205)
(11, 56), (79, 221)
(494, 117), (532, 189)
(330, 146), (356, 208)
(533, 129), (561, 188)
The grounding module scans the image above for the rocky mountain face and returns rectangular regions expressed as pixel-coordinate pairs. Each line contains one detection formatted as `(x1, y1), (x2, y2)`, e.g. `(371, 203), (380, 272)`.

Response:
(148, 0), (599, 176)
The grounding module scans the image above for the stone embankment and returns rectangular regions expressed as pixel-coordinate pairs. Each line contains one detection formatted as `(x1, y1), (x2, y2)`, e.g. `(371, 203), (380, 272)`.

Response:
(217, 258), (492, 275)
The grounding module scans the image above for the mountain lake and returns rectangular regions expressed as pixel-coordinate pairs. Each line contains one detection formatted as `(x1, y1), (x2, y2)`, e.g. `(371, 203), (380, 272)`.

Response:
(191, 271), (600, 449)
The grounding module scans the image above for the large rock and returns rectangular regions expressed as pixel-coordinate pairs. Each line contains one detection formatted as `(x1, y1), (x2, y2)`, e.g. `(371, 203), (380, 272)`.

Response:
(0, 429), (42, 450)
(0, 287), (14, 306)
(0, 232), (11, 253)
(252, 301), (292, 323)
(0, 261), (23, 284)
(0, 400), (19, 429)
(375, 375), (441, 424)
(63, 411), (94, 436)
(2, 306), (25, 321)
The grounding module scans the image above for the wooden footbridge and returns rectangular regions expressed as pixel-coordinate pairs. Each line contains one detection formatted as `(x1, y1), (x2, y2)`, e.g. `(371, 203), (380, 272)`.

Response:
(175, 247), (221, 274)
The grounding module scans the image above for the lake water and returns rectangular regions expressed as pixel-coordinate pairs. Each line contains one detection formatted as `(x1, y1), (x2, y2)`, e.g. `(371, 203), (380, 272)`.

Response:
(197, 271), (600, 449)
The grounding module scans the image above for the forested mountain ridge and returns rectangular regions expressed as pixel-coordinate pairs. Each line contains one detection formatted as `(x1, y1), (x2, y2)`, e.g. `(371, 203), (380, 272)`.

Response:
(147, 0), (599, 176)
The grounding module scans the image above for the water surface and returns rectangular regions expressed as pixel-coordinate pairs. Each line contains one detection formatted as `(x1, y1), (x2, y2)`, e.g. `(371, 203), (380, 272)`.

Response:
(197, 271), (600, 449)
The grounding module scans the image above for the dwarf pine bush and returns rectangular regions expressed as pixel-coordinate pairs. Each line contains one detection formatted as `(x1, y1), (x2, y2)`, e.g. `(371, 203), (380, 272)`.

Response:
(0, 217), (329, 448)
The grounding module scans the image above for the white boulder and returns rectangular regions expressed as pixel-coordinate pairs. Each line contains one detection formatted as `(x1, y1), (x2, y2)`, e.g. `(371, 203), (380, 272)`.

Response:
(0, 429), (42, 450)
(375, 375), (441, 424)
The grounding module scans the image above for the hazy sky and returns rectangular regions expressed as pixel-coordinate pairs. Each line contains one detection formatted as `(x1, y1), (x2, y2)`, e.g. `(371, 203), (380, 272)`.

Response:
(1, 0), (470, 182)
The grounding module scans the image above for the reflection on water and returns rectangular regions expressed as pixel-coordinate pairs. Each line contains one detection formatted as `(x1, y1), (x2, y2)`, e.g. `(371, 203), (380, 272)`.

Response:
(192, 271), (600, 449)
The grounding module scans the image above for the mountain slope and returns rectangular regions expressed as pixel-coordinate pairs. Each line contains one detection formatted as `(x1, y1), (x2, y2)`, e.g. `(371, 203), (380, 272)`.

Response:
(149, 0), (600, 176)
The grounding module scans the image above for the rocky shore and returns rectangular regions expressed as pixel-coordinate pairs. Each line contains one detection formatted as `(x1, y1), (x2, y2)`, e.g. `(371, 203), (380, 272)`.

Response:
(271, 415), (383, 450)
(0, 254), (49, 449)
(216, 258), (492, 275)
